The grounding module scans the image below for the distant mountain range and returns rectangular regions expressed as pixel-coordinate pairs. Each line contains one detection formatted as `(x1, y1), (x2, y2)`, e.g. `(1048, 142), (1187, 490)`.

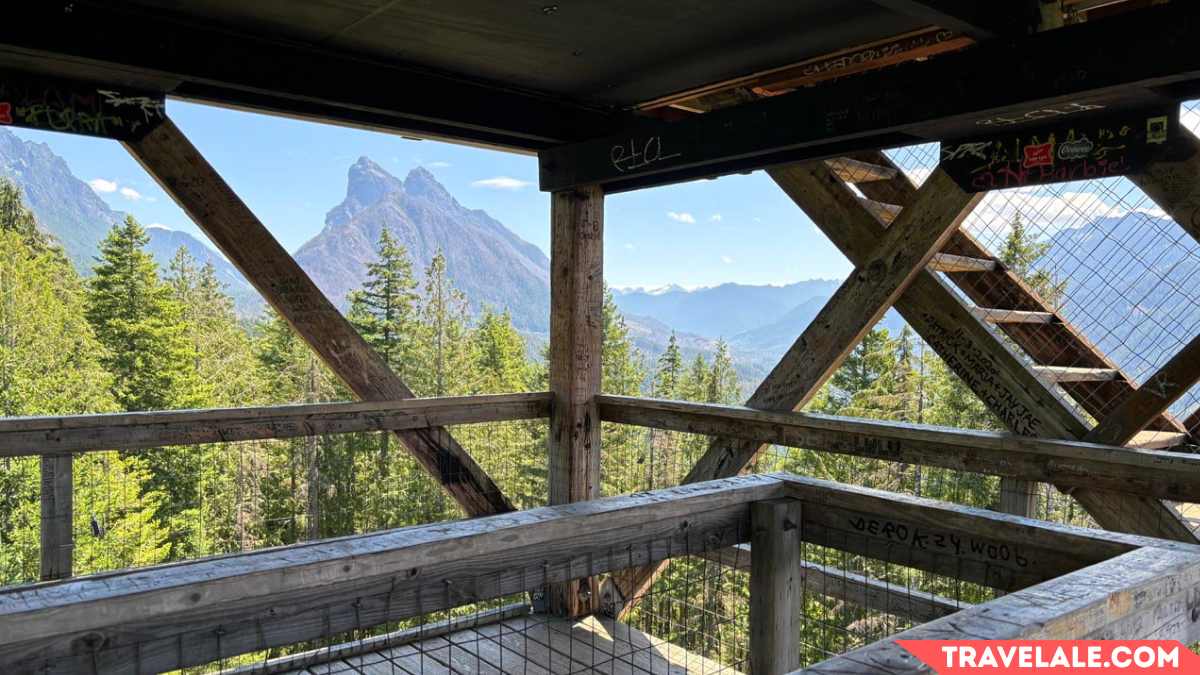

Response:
(0, 128), (261, 315)
(8, 126), (1184, 399)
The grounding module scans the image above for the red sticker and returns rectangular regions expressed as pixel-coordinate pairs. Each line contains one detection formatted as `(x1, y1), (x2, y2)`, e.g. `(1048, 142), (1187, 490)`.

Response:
(0, 102), (11, 125)
(1022, 141), (1055, 168)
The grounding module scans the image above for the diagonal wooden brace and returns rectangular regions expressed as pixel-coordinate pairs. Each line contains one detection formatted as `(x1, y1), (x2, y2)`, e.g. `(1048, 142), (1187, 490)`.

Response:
(125, 119), (513, 517)
(605, 169), (984, 615)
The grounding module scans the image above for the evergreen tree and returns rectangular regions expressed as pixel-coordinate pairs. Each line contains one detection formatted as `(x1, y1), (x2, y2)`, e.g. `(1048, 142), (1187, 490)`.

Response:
(347, 229), (421, 381)
(85, 216), (206, 553)
(472, 309), (531, 393)
(652, 333), (683, 399)
(86, 216), (205, 412)
(706, 339), (741, 405)
(600, 287), (645, 397)
(1001, 211), (1065, 307)
(414, 250), (474, 397)
(822, 327), (893, 413)
(681, 353), (709, 402)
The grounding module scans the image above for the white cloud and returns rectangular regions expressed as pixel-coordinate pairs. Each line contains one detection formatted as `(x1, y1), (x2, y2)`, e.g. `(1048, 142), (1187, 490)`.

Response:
(667, 211), (696, 224)
(710, 213), (723, 222)
(962, 184), (1152, 242)
(88, 178), (117, 193)
(147, 222), (171, 230)
(720, 255), (734, 264)
(425, 161), (452, 169)
(623, 243), (635, 250)
(119, 186), (143, 200)
(471, 176), (530, 190)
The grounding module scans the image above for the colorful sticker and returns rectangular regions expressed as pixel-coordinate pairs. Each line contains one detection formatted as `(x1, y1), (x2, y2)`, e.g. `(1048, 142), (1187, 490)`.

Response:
(0, 102), (11, 125)
(1147, 115), (1169, 144)
(1022, 140), (1055, 168)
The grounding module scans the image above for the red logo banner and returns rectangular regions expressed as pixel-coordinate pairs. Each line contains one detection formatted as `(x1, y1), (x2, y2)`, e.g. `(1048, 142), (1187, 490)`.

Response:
(897, 640), (1200, 673)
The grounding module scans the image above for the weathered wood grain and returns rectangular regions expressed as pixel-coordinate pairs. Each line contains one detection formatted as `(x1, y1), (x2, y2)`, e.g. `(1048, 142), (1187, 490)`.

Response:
(927, 252), (996, 273)
(547, 186), (604, 615)
(0, 393), (551, 457)
(0, 474), (784, 673)
(38, 455), (71, 581)
(699, 544), (965, 624)
(801, 547), (1200, 673)
(124, 119), (511, 516)
(751, 499), (803, 675)
(597, 395), (1200, 501)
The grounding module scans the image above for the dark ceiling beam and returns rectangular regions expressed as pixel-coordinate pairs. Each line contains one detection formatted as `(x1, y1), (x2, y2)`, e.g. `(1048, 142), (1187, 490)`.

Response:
(539, 2), (1200, 193)
(1, 4), (620, 152)
(870, 0), (1040, 39)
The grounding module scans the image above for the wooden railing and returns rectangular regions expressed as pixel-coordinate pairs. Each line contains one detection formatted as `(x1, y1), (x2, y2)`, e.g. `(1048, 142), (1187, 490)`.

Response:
(1, 392), (551, 582)
(2, 473), (1199, 674)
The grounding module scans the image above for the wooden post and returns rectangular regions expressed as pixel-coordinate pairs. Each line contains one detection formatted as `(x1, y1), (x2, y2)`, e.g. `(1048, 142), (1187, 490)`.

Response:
(547, 185), (603, 616)
(124, 119), (512, 517)
(39, 454), (72, 580)
(750, 498), (802, 675)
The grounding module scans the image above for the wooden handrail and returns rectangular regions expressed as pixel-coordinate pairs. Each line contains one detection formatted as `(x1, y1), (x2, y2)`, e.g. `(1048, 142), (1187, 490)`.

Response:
(0, 474), (783, 673)
(597, 395), (1200, 501)
(0, 392), (551, 456)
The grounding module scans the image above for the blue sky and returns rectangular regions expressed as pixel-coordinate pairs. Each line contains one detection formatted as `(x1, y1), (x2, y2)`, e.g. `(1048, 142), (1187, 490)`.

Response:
(9, 100), (854, 289)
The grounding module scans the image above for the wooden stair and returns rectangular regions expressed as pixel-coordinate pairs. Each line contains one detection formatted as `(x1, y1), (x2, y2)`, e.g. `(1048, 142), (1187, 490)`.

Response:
(826, 157), (898, 183)
(971, 307), (1056, 324)
(831, 151), (1193, 444)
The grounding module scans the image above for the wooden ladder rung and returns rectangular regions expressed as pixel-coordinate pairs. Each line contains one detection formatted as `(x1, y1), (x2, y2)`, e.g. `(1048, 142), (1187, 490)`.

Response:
(1126, 430), (1190, 450)
(858, 197), (902, 225)
(826, 157), (899, 183)
(970, 307), (1056, 324)
(1033, 365), (1121, 383)
(928, 252), (998, 273)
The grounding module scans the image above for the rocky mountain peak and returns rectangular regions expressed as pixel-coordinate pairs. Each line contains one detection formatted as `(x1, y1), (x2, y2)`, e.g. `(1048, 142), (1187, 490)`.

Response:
(403, 165), (456, 205)
(344, 156), (404, 207)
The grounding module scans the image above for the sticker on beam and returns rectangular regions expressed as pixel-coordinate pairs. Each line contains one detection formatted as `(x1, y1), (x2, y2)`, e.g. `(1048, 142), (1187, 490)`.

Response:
(0, 71), (166, 141)
(939, 108), (1185, 193)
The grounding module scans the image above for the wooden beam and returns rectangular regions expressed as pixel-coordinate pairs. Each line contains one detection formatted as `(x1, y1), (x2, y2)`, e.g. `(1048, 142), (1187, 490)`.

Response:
(927, 252), (997, 273)
(38, 455), (71, 581)
(598, 395), (1200, 501)
(857, 197), (903, 225)
(0, 474), (784, 673)
(1033, 365), (1122, 382)
(1129, 132), (1200, 248)
(781, 474), (1199, 592)
(639, 28), (974, 110)
(971, 307), (1056, 324)
(124, 119), (512, 517)
(1127, 430), (1189, 450)
(771, 158), (1196, 541)
(0, 393), (552, 457)
(1086, 333), (1200, 446)
(751, 499), (803, 675)
(547, 185), (604, 616)
(870, 0), (1039, 39)
(825, 157), (900, 184)
(700, 544), (966, 624)
(538, 3), (1200, 192)
(0, 7), (617, 152)
(804, 547), (1200, 673)
(608, 172), (980, 615)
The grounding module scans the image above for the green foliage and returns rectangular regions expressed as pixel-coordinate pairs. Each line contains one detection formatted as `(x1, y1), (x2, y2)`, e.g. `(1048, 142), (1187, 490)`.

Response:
(1001, 211), (1066, 307)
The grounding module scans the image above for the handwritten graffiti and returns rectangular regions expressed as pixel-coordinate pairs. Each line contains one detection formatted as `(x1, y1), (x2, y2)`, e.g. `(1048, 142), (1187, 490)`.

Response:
(920, 312), (1043, 436)
(942, 108), (1174, 193)
(0, 73), (166, 140)
(976, 102), (1105, 128)
(847, 515), (1031, 567)
(799, 29), (958, 80)
(610, 136), (681, 173)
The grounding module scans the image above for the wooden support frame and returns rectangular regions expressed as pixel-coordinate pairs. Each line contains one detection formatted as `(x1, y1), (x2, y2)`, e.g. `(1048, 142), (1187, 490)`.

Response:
(607, 169), (982, 615)
(804, 546), (1200, 673)
(769, 157), (1196, 542)
(124, 119), (512, 517)
(38, 455), (71, 581)
(3, 472), (1193, 674)
(0, 393), (551, 457)
(539, 3), (1200, 192)
(701, 544), (965, 624)
(598, 395), (1200, 501)
(547, 185), (605, 616)
(751, 499), (803, 675)
(0, 474), (783, 674)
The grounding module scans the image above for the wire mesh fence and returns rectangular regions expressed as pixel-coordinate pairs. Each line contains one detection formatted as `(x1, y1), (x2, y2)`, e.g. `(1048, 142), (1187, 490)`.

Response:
(0, 419), (546, 589)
